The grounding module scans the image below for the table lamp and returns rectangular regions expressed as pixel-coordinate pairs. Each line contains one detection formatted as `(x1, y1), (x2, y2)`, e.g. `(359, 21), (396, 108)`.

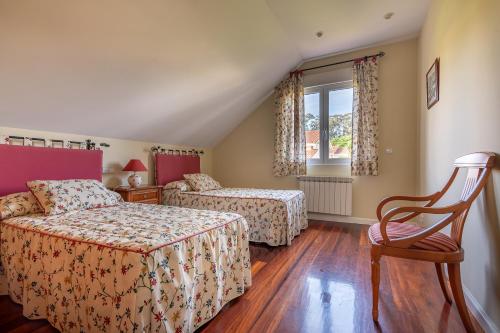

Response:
(123, 159), (147, 187)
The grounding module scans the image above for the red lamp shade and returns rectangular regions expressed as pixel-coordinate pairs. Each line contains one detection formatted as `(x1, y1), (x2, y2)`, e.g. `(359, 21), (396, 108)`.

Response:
(123, 159), (147, 172)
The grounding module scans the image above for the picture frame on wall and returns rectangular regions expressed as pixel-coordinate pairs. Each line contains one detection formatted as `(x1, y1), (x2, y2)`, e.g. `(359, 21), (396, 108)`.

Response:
(0, 135), (9, 145)
(48, 139), (64, 148)
(426, 58), (440, 109)
(23, 137), (33, 146)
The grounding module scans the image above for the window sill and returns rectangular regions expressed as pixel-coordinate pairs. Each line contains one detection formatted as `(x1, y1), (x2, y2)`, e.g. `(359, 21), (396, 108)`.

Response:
(307, 160), (351, 166)
(307, 163), (351, 166)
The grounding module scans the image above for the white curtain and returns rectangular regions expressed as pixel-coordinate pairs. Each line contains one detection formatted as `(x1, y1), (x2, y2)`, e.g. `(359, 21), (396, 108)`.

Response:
(273, 72), (306, 177)
(351, 58), (379, 176)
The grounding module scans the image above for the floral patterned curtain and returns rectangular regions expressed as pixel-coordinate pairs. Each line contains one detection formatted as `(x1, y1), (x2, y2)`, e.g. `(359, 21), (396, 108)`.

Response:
(273, 72), (306, 177)
(351, 58), (379, 176)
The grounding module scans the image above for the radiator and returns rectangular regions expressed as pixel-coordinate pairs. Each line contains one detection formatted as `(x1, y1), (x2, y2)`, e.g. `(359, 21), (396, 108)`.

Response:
(298, 176), (353, 216)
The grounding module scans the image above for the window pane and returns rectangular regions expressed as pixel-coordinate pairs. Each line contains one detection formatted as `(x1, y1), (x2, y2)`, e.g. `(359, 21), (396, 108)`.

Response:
(305, 92), (320, 159)
(328, 88), (353, 159)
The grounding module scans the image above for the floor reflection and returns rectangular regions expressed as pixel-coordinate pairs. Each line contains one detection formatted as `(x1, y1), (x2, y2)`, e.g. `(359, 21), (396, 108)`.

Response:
(303, 275), (356, 332)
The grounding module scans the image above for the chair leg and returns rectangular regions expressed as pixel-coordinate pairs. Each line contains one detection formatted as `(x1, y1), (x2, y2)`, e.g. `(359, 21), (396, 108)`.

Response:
(435, 263), (453, 304)
(371, 247), (381, 322)
(448, 263), (475, 332)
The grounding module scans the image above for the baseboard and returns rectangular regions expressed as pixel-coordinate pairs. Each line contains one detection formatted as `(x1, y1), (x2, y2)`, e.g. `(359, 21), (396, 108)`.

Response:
(308, 212), (377, 225)
(463, 285), (500, 333)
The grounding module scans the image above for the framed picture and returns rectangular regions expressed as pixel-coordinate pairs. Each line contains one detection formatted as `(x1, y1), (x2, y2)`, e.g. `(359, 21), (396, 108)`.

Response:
(32, 138), (46, 147)
(0, 135), (10, 145)
(48, 139), (64, 148)
(426, 58), (440, 109)
(23, 137), (33, 146)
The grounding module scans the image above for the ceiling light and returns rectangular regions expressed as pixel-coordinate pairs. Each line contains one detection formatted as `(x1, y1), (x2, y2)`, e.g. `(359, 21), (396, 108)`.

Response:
(316, 31), (323, 38)
(384, 12), (394, 20)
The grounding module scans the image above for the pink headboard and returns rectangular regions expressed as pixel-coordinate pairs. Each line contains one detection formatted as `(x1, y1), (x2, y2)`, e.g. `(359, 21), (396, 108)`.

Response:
(155, 154), (200, 186)
(0, 145), (103, 196)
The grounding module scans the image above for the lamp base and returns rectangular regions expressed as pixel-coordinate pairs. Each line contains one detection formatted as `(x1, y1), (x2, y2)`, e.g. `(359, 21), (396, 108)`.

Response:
(128, 174), (142, 188)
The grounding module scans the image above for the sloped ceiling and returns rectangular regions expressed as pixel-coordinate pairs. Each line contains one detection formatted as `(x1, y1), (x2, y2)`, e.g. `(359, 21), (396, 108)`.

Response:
(0, 0), (430, 147)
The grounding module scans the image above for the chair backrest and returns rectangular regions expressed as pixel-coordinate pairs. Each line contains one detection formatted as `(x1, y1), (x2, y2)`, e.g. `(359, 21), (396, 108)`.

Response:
(448, 152), (495, 245)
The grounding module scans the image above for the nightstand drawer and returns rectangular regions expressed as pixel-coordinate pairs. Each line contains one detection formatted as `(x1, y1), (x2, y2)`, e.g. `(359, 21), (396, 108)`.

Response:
(135, 199), (159, 205)
(113, 186), (162, 205)
(131, 190), (158, 201)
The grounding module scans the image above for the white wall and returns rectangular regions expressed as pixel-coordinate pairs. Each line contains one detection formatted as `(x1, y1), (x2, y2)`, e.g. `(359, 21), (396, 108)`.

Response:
(418, 0), (500, 329)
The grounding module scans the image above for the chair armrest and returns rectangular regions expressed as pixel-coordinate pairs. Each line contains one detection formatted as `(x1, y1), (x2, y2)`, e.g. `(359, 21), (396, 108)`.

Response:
(376, 193), (439, 222)
(379, 202), (466, 248)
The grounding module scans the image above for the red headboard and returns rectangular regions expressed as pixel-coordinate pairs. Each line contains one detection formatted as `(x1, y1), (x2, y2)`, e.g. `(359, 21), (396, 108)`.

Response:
(155, 154), (200, 186)
(0, 145), (103, 196)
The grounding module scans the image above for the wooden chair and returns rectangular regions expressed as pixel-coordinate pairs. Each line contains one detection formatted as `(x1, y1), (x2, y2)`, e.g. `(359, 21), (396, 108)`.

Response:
(369, 152), (495, 332)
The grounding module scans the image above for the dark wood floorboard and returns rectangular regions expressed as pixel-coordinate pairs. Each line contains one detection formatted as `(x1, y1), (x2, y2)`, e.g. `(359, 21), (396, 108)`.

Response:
(0, 220), (481, 333)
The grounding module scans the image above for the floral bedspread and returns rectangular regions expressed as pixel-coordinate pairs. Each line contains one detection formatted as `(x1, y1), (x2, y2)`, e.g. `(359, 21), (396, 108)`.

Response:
(0, 203), (251, 333)
(163, 188), (308, 246)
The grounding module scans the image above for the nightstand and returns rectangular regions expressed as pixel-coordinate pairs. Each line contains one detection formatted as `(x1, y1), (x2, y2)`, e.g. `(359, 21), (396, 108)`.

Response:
(114, 186), (162, 205)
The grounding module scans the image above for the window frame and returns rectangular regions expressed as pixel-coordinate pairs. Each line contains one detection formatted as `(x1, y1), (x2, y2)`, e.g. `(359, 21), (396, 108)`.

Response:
(304, 80), (353, 166)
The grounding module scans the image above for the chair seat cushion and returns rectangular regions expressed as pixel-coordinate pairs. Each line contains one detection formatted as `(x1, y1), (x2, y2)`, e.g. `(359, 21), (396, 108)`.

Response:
(368, 222), (459, 252)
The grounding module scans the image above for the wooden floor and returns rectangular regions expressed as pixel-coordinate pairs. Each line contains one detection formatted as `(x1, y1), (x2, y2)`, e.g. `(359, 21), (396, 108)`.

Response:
(0, 220), (480, 333)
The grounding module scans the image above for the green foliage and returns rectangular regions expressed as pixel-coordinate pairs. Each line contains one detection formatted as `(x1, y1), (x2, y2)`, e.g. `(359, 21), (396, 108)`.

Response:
(305, 112), (352, 153)
(331, 135), (352, 149)
(305, 113), (319, 130)
(329, 113), (351, 138)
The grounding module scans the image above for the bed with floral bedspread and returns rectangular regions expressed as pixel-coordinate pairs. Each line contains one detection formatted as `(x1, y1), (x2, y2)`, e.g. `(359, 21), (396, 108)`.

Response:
(163, 188), (308, 246)
(0, 203), (251, 333)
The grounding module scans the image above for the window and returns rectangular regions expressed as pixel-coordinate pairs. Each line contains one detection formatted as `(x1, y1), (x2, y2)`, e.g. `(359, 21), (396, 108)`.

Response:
(304, 81), (353, 165)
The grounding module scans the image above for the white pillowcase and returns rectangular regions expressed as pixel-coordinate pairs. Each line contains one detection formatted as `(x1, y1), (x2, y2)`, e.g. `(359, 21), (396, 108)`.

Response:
(183, 174), (222, 192)
(0, 191), (42, 220)
(27, 179), (120, 215)
(108, 190), (125, 202)
(164, 180), (192, 192)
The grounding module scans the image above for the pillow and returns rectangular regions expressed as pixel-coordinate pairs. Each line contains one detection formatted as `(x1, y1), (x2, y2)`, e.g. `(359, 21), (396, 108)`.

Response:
(108, 190), (124, 202)
(0, 192), (43, 220)
(27, 179), (120, 215)
(163, 180), (192, 192)
(183, 173), (222, 192)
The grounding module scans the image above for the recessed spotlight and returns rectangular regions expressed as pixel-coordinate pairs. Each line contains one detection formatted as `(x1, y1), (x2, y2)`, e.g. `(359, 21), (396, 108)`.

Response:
(316, 31), (323, 38)
(384, 12), (394, 20)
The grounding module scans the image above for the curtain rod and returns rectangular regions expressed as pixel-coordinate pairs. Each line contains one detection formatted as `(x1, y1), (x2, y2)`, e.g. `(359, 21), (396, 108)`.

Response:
(294, 51), (385, 74)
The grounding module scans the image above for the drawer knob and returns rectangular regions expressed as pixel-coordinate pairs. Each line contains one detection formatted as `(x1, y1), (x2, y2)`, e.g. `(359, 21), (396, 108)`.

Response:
(143, 194), (147, 199)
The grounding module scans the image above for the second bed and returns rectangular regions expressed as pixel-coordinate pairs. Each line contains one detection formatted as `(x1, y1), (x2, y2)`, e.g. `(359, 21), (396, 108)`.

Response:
(156, 153), (308, 246)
